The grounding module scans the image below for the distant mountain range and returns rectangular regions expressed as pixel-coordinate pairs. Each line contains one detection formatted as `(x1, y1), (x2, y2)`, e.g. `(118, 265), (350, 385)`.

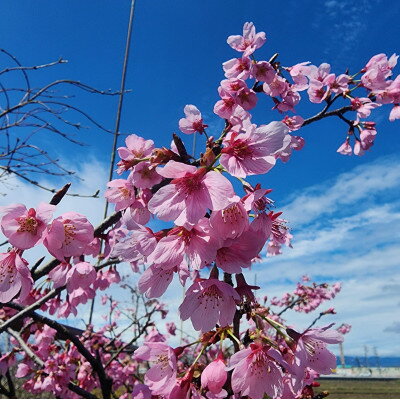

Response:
(338, 356), (400, 368)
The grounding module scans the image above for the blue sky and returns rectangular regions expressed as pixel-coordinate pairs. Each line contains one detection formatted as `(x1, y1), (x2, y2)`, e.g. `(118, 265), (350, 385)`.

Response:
(0, 1), (399, 357)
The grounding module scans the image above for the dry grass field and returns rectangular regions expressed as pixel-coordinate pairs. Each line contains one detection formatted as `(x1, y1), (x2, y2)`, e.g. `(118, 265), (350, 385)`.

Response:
(317, 378), (400, 399)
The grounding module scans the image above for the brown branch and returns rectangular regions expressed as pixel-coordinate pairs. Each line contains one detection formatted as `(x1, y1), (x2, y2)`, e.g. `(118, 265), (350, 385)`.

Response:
(0, 287), (64, 334)
(5, 370), (16, 398)
(94, 211), (122, 238)
(302, 105), (353, 127)
(6, 327), (44, 367)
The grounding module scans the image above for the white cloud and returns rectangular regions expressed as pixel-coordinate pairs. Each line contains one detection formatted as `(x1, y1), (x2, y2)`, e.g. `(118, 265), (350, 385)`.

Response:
(283, 156), (400, 227)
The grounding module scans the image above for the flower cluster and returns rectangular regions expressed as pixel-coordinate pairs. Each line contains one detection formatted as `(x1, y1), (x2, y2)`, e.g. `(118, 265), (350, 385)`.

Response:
(270, 275), (342, 313)
(0, 21), (396, 399)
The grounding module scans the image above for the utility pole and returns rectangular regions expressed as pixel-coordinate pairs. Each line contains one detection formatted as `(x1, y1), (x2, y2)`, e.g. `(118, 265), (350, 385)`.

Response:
(373, 346), (381, 374)
(339, 342), (346, 368)
(364, 344), (369, 368)
(88, 0), (137, 325)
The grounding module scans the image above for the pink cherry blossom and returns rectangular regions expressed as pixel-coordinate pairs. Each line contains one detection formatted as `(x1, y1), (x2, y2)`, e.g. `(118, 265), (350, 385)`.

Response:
(166, 322), (176, 336)
(360, 130), (376, 151)
(323, 73), (350, 94)
(214, 87), (239, 119)
(374, 75), (400, 104)
(249, 211), (274, 238)
(354, 139), (365, 156)
(389, 104), (400, 121)
(69, 286), (95, 307)
(223, 57), (251, 80)
(131, 384), (152, 399)
(148, 161), (238, 225)
(145, 328), (166, 343)
(65, 262), (96, 292)
(57, 300), (77, 318)
(269, 213), (292, 249)
(365, 53), (397, 72)
(15, 362), (31, 378)
(179, 278), (240, 331)
(179, 105), (208, 134)
(48, 262), (70, 288)
(219, 78), (245, 95)
(228, 344), (284, 398)
(220, 78), (258, 110)
(134, 342), (177, 397)
(215, 229), (266, 273)
(84, 238), (101, 257)
(43, 212), (94, 261)
(209, 201), (249, 240)
(121, 189), (152, 226)
(0, 203), (55, 250)
(147, 218), (218, 270)
(227, 22), (266, 57)
(105, 179), (136, 211)
(111, 225), (158, 263)
(363, 53), (398, 87)
(275, 134), (305, 162)
(263, 74), (289, 97)
(117, 134), (154, 173)
(0, 250), (32, 303)
(337, 138), (352, 156)
(138, 265), (175, 298)
(138, 261), (189, 299)
(228, 105), (252, 131)
(201, 354), (227, 397)
(309, 63), (331, 82)
(361, 68), (389, 91)
(288, 62), (315, 91)
(220, 121), (290, 178)
(307, 79), (328, 103)
(276, 89), (301, 113)
(236, 87), (258, 110)
(337, 323), (352, 335)
(291, 325), (343, 375)
(243, 187), (273, 214)
(251, 61), (275, 83)
(169, 370), (196, 399)
(351, 97), (381, 120)
(129, 161), (162, 189)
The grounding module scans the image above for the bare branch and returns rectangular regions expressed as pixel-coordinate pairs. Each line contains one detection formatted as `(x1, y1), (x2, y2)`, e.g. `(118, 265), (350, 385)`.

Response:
(0, 57), (67, 76)
(0, 166), (100, 198)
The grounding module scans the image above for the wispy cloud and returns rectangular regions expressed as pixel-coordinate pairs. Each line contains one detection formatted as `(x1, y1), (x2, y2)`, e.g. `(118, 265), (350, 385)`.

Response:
(312, 0), (380, 64)
(384, 322), (400, 334)
(282, 155), (400, 227)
